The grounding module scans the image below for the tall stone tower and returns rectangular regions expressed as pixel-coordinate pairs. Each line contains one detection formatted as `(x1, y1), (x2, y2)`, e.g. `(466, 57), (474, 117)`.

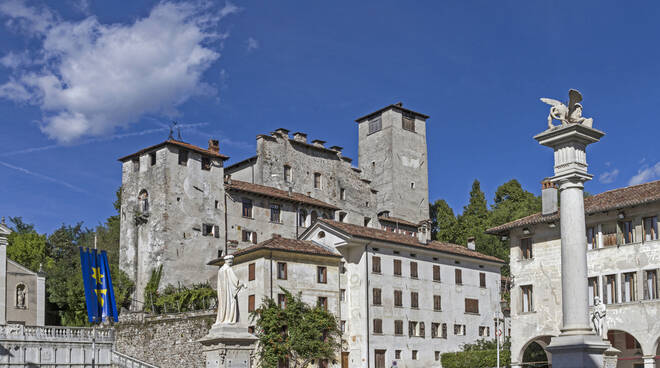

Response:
(118, 139), (227, 308)
(357, 103), (430, 224)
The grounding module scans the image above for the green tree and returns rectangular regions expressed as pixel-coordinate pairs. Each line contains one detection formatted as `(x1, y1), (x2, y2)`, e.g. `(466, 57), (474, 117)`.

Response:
(251, 289), (342, 368)
(430, 199), (459, 243)
(6, 217), (52, 272)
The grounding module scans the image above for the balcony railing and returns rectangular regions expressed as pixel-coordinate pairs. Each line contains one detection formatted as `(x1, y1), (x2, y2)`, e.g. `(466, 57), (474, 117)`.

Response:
(0, 324), (114, 343)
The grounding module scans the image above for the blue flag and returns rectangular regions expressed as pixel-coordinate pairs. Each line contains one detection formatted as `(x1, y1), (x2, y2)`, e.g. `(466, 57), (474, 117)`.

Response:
(79, 248), (119, 323)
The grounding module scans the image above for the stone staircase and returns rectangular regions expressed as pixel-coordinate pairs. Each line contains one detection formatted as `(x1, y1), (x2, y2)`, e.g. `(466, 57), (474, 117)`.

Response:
(112, 350), (160, 368)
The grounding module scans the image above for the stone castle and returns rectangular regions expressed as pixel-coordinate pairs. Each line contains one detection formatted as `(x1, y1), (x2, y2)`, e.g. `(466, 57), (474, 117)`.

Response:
(119, 103), (431, 301)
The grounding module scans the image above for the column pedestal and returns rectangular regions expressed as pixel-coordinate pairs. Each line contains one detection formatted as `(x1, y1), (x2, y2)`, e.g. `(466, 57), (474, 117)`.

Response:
(643, 356), (656, 368)
(199, 324), (257, 368)
(546, 334), (609, 368)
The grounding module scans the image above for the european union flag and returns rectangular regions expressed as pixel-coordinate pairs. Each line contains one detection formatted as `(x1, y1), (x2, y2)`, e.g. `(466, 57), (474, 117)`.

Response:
(80, 248), (119, 323)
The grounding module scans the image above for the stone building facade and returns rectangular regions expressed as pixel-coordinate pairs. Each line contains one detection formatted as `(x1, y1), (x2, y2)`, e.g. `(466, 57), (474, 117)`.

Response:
(487, 180), (660, 368)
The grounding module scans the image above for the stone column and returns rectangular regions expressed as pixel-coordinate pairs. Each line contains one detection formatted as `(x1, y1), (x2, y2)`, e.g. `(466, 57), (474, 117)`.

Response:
(644, 356), (656, 368)
(535, 124), (610, 367)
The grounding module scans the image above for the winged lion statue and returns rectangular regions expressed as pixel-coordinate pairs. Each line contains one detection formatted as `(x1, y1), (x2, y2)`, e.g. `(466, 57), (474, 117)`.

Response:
(540, 89), (594, 129)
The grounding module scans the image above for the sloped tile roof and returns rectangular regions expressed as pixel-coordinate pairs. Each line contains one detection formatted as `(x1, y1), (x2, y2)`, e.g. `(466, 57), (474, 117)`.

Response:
(225, 179), (340, 210)
(118, 139), (229, 161)
(486, 179), (660, 234)
(233, 236), (341, 258)
(318, 219), (504, 264)
(378, 215), (420, 228)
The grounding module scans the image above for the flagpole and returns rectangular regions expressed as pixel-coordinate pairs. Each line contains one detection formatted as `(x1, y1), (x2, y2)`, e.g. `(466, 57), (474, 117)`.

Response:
(92, 235), (97, 368)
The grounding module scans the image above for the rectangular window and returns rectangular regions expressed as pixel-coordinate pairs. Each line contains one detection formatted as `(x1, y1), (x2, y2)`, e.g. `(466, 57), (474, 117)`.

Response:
(278, 294), (286, 308)
(270, 204), (281, 223)
(149, 151), (156, 166)
(411, 291), (419, 308)
(645, 270), (658, 300)
(402, 112), (415, 132)
(465, 298), (479, 314)
(132, 158), (140, 172)
(201, 157), (211, 171)
(644, 216), (658, 241)
(521, 285), (533, 312)
(314, 173), (322, 189)
(372, 256), (381, 273)
(277, 262), (287, 280)
(178, 149), (188, 166)
(521, 238), (533, 259)
(431, 323), (439, 338)
(340, 289), (345, 302)
(604, 275), (617, 304)
(479, 326), (490, 337)
(248, 263), (255, 281)
(241, 230), (257, 244)
(433, 295), (442, 311)
(419, 322), (425, 338)
(395, 350), (401, 359)
(317, 297), (328, 310)
(619, 220), (634, 244)
(602, 223), (617, 247)
(455, 269), (462, 285)
(393, 259), (402, 276)
(588, 277), (599, 306)
(248, 294), (255, 312)
(317, 266), (327, 284)
(411, 350), (418, 360)
(410, 262), (418, 278)
(340, 320), (346, 333)
(408, 321), (418, 337)
(453, 324), (465, 336)
(242, 198), (253, 218)
(284, 165), (292, 182)
(587, 226), (598, 249)
(340, 188), (346, 200)
(435, 352), (441, 361)
(394, 320), (403, 335)
(622, 272), (637, 302)
(373, 319), (382, 334)
(480, 272), (486, 288)
(202, 224), (213, 236)
(368, 116), (382, 135)
(372, 288), (382, 306)
(441, 323), (448, 338)
(394, 290), (403, 307)
(433, 265), (441, 281)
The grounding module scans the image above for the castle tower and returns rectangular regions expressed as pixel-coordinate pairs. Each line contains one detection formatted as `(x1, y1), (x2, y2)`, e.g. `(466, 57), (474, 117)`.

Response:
(118, 139), (228, 309)
(356, 103), (430, 224)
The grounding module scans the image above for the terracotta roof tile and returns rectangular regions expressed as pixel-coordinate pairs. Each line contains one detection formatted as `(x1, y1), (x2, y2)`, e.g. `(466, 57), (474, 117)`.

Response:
(233, 236), (340, 258)
(486, 180), (660, 234)
(118, 139), (229, 161)
(225, 179), (340, 210)
(319, 219), (504, 264)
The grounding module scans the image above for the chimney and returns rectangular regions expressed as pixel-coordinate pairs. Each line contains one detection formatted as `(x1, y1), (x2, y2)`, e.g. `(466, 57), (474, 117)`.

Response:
(293, 132), (307, 143)
(394, 102), (403, 107)
(417, 222), (430, 244)
(330, 145), (343, 153)
(541, 178), (558, 216)
(312, 139), (326, 148)
(467, 236), (476, 250)
(275, 128), (290, 138)
(208, 139), (220, 153)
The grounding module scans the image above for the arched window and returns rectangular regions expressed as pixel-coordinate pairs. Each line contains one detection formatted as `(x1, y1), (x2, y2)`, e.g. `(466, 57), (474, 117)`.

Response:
(138, 190), (149, 212)
(298, 209), (307, 227)
(16, 284), (27, 309)
(311, 211), (318, 225)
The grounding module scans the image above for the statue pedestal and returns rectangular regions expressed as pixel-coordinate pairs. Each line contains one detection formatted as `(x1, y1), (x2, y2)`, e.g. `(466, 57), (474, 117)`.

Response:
(199, 324), (258, 368)
(545, 333), (610, 368)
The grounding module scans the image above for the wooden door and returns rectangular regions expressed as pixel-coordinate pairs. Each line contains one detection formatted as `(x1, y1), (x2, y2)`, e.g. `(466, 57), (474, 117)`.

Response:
(341, 352), (349, 368)
(374, 350), (386, 368)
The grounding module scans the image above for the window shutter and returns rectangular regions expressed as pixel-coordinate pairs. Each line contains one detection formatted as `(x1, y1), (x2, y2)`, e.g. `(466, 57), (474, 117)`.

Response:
(248, 263), (255, 281)
(433, 265), (440, 281)
(252, 232), (257, 244)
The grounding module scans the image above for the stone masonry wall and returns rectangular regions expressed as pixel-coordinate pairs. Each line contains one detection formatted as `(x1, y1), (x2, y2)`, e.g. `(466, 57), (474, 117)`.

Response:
(114, 311), (215, 368)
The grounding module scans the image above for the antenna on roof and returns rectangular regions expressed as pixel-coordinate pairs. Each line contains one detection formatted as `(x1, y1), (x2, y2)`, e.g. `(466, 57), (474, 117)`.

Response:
(168, 121), (177, 140)
(176, 122), (183, 141)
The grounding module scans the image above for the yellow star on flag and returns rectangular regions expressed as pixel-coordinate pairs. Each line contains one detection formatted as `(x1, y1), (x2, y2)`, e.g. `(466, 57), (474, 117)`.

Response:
(95, 289), (107, 307)
(91, 267), (104, 285)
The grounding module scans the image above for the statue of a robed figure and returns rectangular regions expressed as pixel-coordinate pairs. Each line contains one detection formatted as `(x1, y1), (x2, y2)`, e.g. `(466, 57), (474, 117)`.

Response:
(215, 255), (245, 325)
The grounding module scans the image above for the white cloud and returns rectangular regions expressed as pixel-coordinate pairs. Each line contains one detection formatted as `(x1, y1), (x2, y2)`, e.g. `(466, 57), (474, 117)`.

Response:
(246, 37), (259, 52)
(219, 1), (241, 18)
(0, 160), (88, 194)
(599, 168), (619, 184)
(629, 162), (660, 186)
(0, 1), (234, 143)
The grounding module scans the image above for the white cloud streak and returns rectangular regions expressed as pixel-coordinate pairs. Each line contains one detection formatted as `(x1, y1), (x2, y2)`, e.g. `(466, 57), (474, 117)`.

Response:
(629, 162), (660, 186)
(0, 123), (209, 157)
(246, 37), (259, 52)
(598, 168), (619, 184)
(0, 160), (88, 193)
(0, 1), (234, 143)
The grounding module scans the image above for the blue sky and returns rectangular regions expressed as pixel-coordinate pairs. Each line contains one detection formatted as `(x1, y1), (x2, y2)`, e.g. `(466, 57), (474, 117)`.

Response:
(1, 0), (659, 233)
